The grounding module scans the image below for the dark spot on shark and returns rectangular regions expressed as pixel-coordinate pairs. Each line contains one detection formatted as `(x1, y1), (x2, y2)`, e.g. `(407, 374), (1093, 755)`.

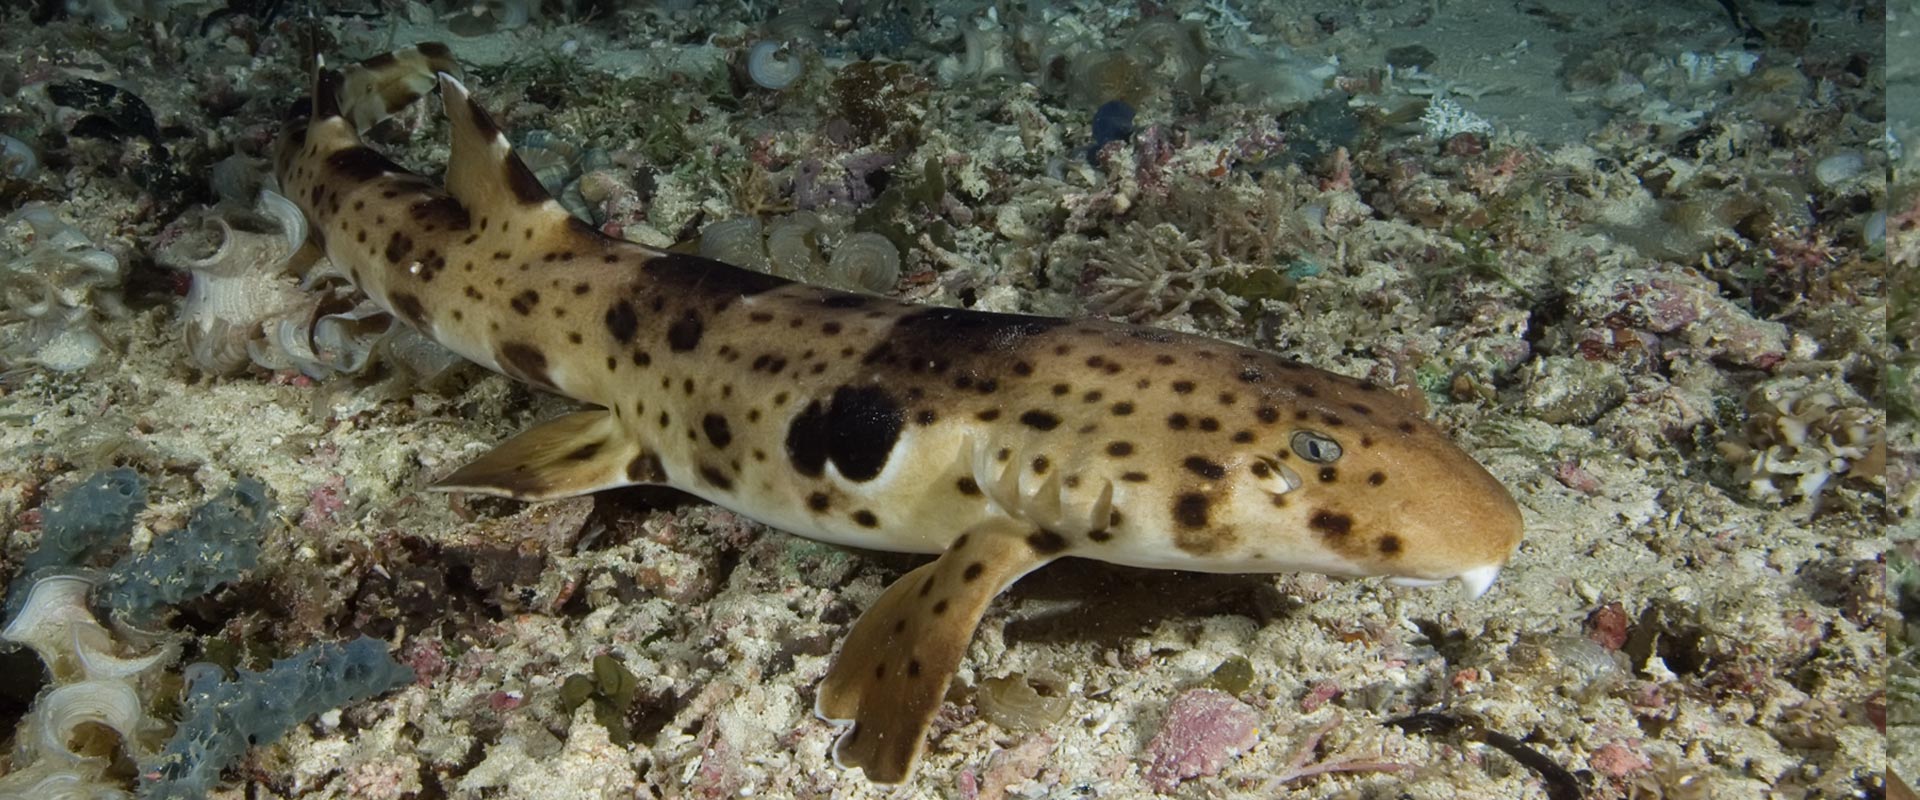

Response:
(1019, 410), (1061, 431)
(384, 230), (414, 263)
(1309, 510), (1353, 538)
(1172, 493), (1209, 529)
(1183, 456), (1226, 480)
(509, 290), (540, 315)
(786, 400), (831, 477)
(388, 292), (428, 328)
(409, 195), (470, 229)
(496, 342), (553, 390)
(605, 299), (639, 343)
(1026, 530), (1068, 555)
(698, 464), (733, 491)
(325, 146), (403, 182)
(889, 307), (1064, 358)
(825, 385), (903, 481)
(666, 309), (703, 352)
(702, 413), (733, 449)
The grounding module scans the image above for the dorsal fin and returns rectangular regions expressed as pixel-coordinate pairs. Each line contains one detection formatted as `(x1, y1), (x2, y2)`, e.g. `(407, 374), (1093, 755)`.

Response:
(436, 72), (577, 232)
(309, 60), (344, 122)
(338, 43), (459, 131)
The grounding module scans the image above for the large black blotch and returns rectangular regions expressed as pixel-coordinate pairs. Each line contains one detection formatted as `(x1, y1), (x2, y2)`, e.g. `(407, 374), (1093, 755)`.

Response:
(48, 77), (201, 214)
(784, 385), (905, 482)
(49, 78), (162, 144)
(644, 251), (792, 299)
(889, 307), (1065, 356)
(666, 309), (703, 352)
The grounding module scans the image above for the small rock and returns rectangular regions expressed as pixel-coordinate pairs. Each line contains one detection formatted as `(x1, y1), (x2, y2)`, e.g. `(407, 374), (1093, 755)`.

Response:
(1587, 741), (1651, 778)
(1142, 689), (1261, 792)
(1522, 356), (1628, 425)
(1586, 602), (1630, 650)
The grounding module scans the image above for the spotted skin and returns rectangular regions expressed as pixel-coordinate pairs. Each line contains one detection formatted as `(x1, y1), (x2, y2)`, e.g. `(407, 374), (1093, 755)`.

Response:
(274, 46), (1525, 785)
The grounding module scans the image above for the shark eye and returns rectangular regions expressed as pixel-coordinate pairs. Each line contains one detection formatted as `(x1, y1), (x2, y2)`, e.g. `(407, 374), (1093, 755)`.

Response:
(1290, 431), (1343, 463)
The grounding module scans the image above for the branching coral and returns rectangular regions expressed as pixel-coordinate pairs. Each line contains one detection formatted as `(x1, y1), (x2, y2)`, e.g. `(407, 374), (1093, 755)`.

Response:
(1083, 222), (1243, 322)
(0, 204), (126, 372)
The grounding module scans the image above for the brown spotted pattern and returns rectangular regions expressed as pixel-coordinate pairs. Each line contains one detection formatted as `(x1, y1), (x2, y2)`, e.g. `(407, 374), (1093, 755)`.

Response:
(276, 48), (1523, 577)
(275, 44), (1525, 787)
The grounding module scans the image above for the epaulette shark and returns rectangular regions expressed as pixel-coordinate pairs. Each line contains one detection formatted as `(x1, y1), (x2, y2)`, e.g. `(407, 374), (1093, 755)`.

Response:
(273, 44), (1525, 783)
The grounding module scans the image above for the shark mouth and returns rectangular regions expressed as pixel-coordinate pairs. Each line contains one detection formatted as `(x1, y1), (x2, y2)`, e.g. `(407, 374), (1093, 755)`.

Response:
(1386, 563), (1504, 598)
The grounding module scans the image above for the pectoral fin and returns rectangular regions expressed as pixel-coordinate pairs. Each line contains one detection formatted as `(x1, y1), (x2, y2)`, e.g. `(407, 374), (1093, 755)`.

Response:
(432, 410), (662, 501)
(815, 520), (1059, 783)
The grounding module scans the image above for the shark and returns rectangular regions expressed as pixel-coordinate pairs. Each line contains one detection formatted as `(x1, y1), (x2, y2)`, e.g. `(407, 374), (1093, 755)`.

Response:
(272, 44), (1527, 783)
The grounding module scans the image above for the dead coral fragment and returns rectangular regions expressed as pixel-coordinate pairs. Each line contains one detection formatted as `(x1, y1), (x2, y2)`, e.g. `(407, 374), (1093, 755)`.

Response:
(0, 204), (125, 372)
(1717, 376), (1885, 506)
(975, 673), (1071, 732)
(1142, 688), (1261, 791)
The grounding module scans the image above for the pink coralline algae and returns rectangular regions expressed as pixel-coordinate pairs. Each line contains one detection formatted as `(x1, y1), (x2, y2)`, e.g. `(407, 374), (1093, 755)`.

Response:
(1142, 689), (1261, 792)
(1588, 741), (1652, 779)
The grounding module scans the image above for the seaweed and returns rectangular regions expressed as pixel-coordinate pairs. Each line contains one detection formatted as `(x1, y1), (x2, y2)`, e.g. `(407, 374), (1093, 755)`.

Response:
(1386, 712), (1583, 800)
(560, 653), (641, 745)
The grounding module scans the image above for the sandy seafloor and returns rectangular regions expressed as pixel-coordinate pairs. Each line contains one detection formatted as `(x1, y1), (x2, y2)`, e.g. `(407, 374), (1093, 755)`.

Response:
(0, 0), (1897, 798)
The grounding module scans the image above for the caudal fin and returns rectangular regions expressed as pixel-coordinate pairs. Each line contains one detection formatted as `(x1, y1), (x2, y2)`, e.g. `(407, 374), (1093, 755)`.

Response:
(339, 43), (460, 130)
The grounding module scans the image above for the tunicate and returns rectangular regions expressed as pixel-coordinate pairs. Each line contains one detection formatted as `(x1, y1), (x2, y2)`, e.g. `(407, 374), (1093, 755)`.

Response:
(765, 212), (826, 278)
(826, 232), (900, 292)
(1088, 100), (1135, 164)
(699, 217), (770, 271)
(0, 204), (125, 372)
(29, 681), (152, 766)
(167, 192), (310, 374)
(0, 133), (36, 179)
(1813, 151), (1866, 188)
(747, 40), (805, 90)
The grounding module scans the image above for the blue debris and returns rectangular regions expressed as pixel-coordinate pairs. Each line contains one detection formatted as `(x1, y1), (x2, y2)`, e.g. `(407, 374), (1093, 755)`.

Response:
(100, 478), (272, 623)
(839, 12), (915, 59)
(4, 468), (147, 617)
(138, 636), (414, 800)
(1089, 100), (1136, 164)
(22, 468), (146, 574)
